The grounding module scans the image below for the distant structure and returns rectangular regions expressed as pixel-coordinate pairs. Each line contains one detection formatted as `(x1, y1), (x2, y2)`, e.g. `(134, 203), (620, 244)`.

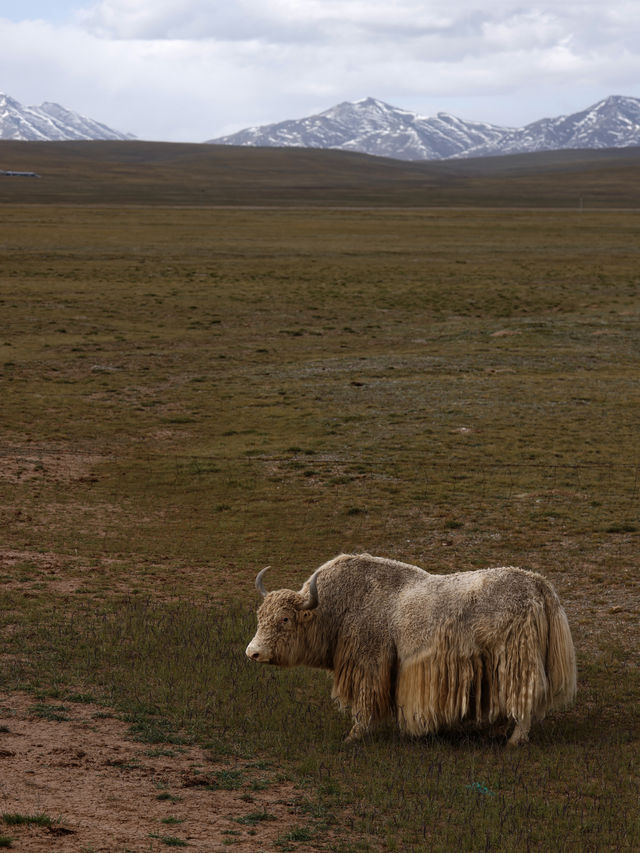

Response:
(0, 170), (41, 177)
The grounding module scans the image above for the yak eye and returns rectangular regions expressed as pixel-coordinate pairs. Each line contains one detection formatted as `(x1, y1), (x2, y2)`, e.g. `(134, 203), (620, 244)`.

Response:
(282, 616), (289, 624)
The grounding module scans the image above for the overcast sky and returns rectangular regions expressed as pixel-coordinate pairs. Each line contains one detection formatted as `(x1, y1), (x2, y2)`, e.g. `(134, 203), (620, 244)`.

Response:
(1, 0), (639, 142)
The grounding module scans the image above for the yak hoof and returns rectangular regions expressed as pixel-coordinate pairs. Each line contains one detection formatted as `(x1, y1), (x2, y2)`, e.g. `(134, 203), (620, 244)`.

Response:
(507, 723), (530, 747)
(345, 722), (368, 742)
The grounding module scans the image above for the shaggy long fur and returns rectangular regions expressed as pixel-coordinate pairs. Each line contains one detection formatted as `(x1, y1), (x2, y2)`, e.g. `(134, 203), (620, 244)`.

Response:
(246, 554), (576, 744)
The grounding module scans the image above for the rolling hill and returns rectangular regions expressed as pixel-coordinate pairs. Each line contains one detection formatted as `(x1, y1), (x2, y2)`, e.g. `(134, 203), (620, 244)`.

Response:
(1, 139), (639, 207)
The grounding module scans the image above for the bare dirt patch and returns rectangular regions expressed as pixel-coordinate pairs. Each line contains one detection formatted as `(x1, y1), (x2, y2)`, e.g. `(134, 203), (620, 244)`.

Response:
(0, 549), (100, 598)
(0, 447), (105, 485)
(0, 692), (317, 852)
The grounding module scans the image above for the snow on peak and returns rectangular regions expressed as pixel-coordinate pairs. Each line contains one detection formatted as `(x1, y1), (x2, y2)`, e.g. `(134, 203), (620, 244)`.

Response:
(0, 93), (134, 141)
(209, 95), (640, 161)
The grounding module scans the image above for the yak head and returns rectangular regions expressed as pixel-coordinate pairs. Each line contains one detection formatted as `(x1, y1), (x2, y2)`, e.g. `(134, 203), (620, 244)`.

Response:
(245, 566), (320, 666)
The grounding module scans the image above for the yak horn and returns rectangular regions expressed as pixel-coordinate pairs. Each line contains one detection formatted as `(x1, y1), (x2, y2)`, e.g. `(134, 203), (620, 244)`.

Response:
(255, 566), (270, 598)
(300, 568), (320, 610)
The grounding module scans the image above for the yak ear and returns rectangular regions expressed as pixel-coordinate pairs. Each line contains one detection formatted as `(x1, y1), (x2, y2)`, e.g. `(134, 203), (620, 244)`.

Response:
(300, 609), (315, 622)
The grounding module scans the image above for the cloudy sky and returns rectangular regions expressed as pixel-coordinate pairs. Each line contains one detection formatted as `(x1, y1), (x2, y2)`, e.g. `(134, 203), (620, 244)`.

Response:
(1, 0), (639, 141)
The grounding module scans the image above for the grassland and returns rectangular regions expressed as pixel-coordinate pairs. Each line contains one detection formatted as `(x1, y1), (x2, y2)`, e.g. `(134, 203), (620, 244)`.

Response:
(1, 139), (640, 206)
(0, 193), (639, 850)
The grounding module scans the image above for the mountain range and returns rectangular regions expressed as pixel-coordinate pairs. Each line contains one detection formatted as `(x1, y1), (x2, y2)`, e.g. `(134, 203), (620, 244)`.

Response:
(0, 92), (133, 142)
(209, 95), (640, 161)
(2, 90), (640, 161)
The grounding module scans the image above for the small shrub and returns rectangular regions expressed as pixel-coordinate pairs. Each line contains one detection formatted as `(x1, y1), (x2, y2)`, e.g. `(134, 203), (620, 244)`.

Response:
(64, 692), (94, 703)
(2, 814), (53, 827)
(149, 834), (188, 847)
(284, 826), (314, 842)
(31, 703), (69, 722)
(234, 811), (276, 826)
(605, 523), (637, 533)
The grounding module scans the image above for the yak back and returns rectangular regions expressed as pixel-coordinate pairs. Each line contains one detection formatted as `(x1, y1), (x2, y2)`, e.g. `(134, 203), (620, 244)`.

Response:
(314, 553), (427, 639)
(314, 556), (554, 658)
(392, 565), (556, 664)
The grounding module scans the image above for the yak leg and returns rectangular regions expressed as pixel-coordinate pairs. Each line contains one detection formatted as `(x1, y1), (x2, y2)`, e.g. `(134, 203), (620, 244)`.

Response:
(345, 721), (367, 742)
(507, 717), (530, 747)
(345, 711), (372, 742)
(335, 660), (392, 741)
(345, 687), (377, 741)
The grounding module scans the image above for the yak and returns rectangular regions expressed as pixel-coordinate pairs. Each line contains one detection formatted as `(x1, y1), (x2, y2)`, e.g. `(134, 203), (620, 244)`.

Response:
(246, 553), (576, 745)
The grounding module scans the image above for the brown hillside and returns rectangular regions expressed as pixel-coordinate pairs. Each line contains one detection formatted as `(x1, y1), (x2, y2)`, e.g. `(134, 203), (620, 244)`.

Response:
(1, 139), (639, 206)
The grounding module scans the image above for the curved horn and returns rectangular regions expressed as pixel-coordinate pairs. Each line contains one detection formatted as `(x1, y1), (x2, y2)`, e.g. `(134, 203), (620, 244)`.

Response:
(300, 568), (320, 610)
(255, 566), (270, 598)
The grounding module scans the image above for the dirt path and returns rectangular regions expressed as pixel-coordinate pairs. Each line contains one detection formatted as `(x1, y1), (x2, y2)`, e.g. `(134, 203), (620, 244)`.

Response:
(0, 691), (313, 852)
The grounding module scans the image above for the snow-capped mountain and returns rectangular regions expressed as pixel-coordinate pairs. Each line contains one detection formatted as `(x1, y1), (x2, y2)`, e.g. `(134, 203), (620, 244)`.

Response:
(466, 95), (640, 157)
(0, 93), (134, 141)
(209, 95), (640, 161)
(209, 98), (507, 161)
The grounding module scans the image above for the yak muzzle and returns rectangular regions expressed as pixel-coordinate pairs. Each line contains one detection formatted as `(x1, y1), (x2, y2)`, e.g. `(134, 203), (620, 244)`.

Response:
(245, 639), (270, 663)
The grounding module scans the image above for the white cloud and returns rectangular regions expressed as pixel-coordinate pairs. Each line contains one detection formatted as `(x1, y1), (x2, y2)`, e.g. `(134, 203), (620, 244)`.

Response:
(1, 1), (639, 141)
(78, 0), (322, 41)
(76, 0), (638, 47)
(481, 10), (564, 51)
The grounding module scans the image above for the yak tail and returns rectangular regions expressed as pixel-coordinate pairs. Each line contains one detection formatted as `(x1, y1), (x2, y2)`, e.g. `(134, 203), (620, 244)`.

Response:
(545, 592), (577, 709)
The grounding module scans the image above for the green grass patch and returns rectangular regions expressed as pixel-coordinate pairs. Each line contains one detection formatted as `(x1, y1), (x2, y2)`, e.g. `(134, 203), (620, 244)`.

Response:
(281, 825), (315, 842)
(234, 811), (277, 827)
(149, 835), (188, 848)
(2, 814), (53, 827)
(30, 703), (70, 722)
